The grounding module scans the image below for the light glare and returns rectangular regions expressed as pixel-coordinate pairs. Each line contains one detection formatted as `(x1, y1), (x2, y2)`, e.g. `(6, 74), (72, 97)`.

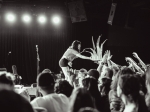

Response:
(22, 14), (31, 23)
(5, 12), (16, 23)
(52, 15), (61, 25)
(38, 15), (47, 24)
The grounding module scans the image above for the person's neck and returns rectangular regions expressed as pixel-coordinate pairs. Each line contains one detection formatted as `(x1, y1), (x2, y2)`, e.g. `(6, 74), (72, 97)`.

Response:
(42, 90), (54, 96)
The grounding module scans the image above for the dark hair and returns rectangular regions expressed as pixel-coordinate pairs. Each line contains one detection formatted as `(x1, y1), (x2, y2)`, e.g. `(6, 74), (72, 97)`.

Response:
(111, 67), (134, 91)
(0, 89), (34, 112)
(0, 73), (14, 86)
(54, 79), (73, 97)
(82, 78), (101, 111)
(118, 74), (140, 102)
(37, 72), (54, 91)
(69, 88), (95, 112)
(70, 40), (81, 52)
(78, 107), (99, 112)
(99, 78), (112, 96)
(87, 69), (100, 81)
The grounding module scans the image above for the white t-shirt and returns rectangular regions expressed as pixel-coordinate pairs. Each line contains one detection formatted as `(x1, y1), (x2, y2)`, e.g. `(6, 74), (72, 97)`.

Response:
(31, 93), (69, 112)
(62, 48), (79, 62)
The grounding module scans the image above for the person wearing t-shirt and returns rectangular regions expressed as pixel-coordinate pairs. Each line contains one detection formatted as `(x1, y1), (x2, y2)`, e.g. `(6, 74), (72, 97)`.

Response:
(31, 72), (69, 112)
(59, 40), (92, 81)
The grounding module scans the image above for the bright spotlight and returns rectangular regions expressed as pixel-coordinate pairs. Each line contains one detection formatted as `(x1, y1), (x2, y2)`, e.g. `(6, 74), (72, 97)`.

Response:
(22, 14), (31, 23)
(52, 15), (61, 25)
(38, 15), (47, 24)
(5, 12), (16, 23)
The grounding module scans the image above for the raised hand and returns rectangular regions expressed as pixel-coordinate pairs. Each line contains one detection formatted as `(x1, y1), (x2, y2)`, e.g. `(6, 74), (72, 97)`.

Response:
(107, 50), (113, 61)
(102, 50), (109, 63)
(68, 62), (72, 67)
(133, 52), (139, 59)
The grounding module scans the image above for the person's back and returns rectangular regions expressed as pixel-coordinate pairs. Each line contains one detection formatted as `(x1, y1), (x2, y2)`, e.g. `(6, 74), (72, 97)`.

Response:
(31, 93), (69, 112)
(31, 72), (69, 112)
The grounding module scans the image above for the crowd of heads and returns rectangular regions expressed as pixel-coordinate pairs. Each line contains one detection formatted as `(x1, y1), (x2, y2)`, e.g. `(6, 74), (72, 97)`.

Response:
(1, 41), (150, 112)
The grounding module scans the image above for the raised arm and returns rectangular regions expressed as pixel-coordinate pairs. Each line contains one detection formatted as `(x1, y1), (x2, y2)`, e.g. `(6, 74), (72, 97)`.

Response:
(125, 57), (144, 75)
(76, 53), (91, 60)
(133, 52), (147, 71)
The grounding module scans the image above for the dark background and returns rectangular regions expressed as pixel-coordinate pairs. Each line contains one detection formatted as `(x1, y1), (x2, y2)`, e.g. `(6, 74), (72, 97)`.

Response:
(0, 0), (150, 84)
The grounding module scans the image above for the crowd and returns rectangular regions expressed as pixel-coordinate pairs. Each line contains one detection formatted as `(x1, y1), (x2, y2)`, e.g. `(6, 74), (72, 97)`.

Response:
(0, 36), (150, 112)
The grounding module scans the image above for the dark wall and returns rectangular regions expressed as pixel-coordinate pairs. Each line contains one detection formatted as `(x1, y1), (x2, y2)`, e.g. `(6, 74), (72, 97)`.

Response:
(107, 1), (150, 65)
(0, 1), (111, 84)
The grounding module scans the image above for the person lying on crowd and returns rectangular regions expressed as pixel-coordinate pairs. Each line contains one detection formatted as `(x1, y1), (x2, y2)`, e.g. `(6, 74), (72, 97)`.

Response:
(59, 40), (95, 82)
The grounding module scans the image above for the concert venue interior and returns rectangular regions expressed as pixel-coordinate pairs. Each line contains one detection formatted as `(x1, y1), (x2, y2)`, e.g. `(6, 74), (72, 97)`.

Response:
(0, 1), (150, 111)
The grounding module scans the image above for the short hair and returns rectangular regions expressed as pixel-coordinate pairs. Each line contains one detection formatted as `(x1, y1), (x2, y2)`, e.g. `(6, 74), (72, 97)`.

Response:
(54, 79), (73, 97)
(0, 73), (14, 86)
(37, 72), (54, 90)
(70, 40), (81, 52)
(87, 69), (99, 81)
(42, 69), (52, 73)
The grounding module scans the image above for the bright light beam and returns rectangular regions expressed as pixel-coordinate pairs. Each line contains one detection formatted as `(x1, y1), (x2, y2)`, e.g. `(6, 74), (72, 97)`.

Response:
(22, 14), (32, 23)
(52, 15), (61, 25)
(5, 12), (16, 23)
(38, 15), (47, 24)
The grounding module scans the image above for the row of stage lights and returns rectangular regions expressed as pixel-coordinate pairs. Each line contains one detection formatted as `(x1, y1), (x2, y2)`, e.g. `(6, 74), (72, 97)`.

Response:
(2, 12), (62, 25)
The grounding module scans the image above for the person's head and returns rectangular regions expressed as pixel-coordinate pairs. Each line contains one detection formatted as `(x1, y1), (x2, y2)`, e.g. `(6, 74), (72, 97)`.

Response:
(54, 79), (73, 97)
(82, 78), (99, 97)
(117, 74), (140, 102)
(71, 40), (81, 52)
(78, 107), (99, 112)
(78, 68), (87, 87)
(37, 72), (55, 95)
(69, 88), (95, 112)
(0, 89), (34, 112)
(42, 69), (52, 73)
(100, 67), (113, 84)
(111, 67), (134, 91)
(87, 69), (99, 81)
(0, 73), (15, 90)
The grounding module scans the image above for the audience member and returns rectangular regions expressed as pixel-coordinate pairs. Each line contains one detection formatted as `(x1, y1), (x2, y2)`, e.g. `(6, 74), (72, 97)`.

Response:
(0, 89), (34, 112)
(78, 107), (99, 112)
(31, 72), (69, 112)
(54, 79), (73, 97)
(117, 74), (148, 112)
(69, 87), (95, 112)
(82, 78), (102, 112)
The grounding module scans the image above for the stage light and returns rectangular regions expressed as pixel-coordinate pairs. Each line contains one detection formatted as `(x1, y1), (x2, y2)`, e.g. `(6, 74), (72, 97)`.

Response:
(22, 14), (31, 23)
(52, 15), (61, 25)
(38, 15), (47, 24)
(5, 12), (16, 23)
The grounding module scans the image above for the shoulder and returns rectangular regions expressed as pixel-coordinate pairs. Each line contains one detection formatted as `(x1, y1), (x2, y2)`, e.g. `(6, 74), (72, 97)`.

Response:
(52, 93), (69, 101)
(31, 97), (44, 107)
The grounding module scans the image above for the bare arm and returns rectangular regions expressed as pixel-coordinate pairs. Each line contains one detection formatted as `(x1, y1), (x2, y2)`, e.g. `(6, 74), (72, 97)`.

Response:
(133, 52), (147, 71)
(76, 53), (91, 60)
(125, 57), (144, 75)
